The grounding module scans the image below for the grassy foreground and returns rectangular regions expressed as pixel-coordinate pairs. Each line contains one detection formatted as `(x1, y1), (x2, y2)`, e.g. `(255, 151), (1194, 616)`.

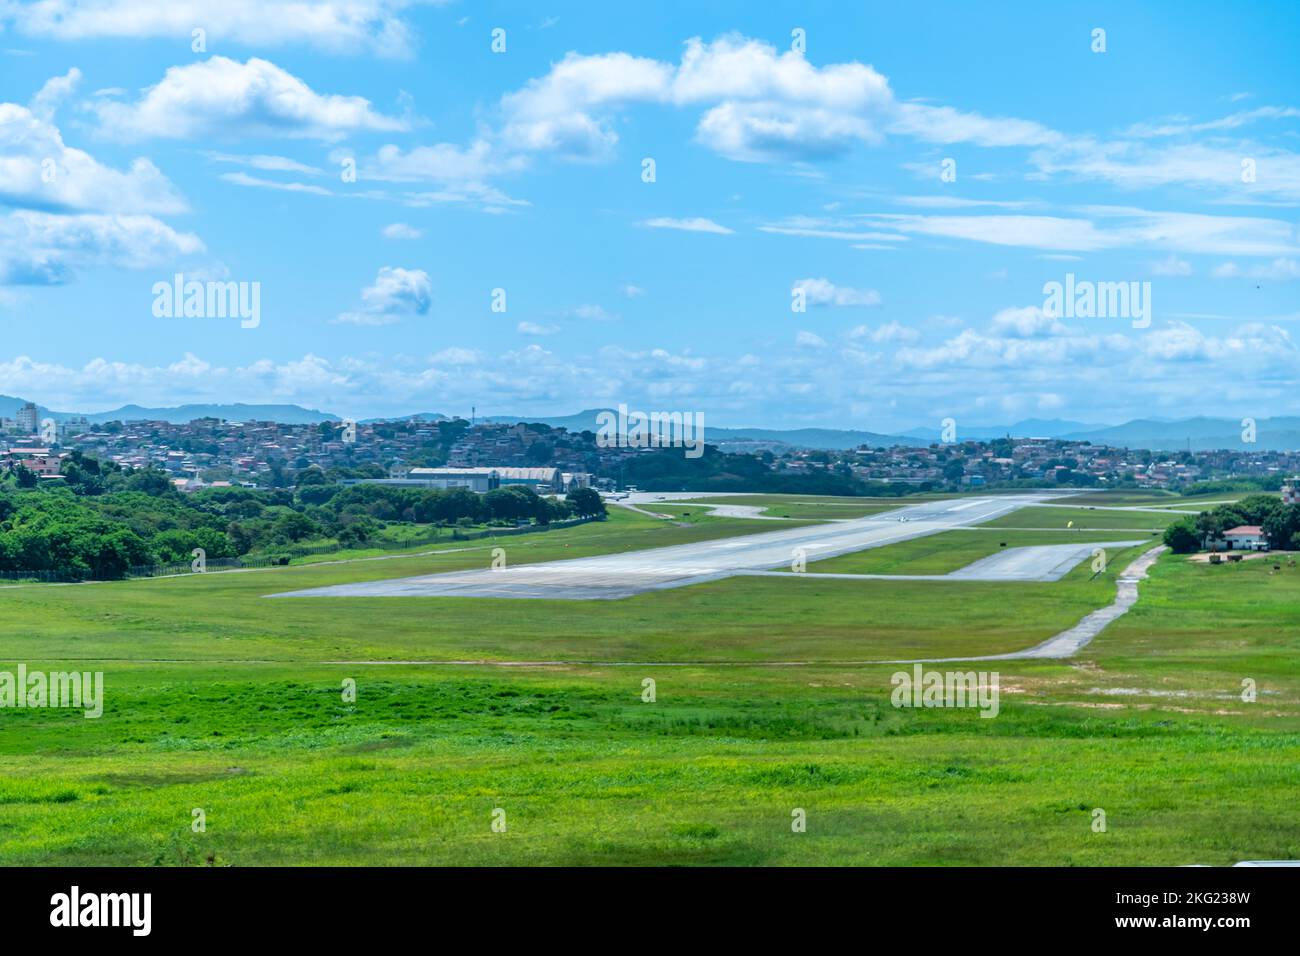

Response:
(1, 496), (1297, 865)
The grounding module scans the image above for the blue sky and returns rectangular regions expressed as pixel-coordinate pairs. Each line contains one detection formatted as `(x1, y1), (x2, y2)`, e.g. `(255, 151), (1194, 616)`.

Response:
(1, 0), (1298, 429)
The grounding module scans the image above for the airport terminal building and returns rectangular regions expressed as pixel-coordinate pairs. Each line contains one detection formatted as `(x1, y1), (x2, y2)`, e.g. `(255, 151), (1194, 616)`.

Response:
(343, 466), (590, 495)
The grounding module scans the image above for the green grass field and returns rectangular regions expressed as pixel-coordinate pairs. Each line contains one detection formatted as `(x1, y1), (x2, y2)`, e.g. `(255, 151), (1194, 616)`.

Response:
(979, 505), (1183, 531)
(2, 494), (1297, 866)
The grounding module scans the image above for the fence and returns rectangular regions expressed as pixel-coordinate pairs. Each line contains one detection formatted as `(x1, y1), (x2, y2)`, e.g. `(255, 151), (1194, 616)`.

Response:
(0, 515), (600, 584)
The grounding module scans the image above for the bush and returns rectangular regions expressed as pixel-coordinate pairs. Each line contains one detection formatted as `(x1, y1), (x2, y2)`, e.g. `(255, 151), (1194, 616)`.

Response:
(1163, 517), (1200, 554)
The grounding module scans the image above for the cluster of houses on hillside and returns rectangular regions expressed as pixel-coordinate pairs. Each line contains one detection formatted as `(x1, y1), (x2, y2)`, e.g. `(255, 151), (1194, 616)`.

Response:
(788, 438), (1300, 490)
(7, 410), (1300, 497)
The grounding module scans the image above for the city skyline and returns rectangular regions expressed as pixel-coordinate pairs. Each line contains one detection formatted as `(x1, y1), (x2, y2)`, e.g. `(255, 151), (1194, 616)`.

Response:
(2, 1), (1298, 429)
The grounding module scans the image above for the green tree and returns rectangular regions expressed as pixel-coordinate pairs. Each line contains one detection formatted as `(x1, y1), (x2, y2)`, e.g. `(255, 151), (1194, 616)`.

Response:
(1163, 517), (1200, 554)
(567, 487), (606, 518)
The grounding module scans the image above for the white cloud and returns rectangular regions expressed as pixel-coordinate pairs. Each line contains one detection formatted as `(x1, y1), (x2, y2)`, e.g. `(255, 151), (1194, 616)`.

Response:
(572, 304), (617, 320)
(0, 100), (187, 214)
(334, 266), (432, 325)
(218, 171), (333, 195)
(361, 140), (519, 182)
(4, 0), (429, 57)
(205, 152), (324, 175)
(795, 330), (827, 348)
(892, 101), (1061, 147)
(620, 284), (647, 298)
(792, 277), (881, 307)
(1124, 106), (1300, 138)
(1150, 255), (1193, 276)
(988, 305), (1065, 338)
(894, 305), (1128, 371)
(493, 35), (893, 163)
(499, 51), (673, 158)
(1212, 258), (1300, 280)
(0, 210), (204, 285)
(382, 222), (422, 240)
(429, 347), (480, 365)
(696, 100), (876, 161)
(850, 321), (919, 344)
(1030, 139), (1300, 201)
(757, 216), (907, 243)
(92, 56), (407, 141)
(347, 141), (529, 210)
(29, 66), (80, 121)
(517, 321), (558, 336)
(852, 208), (1300, 256)
(640, 216), (733, 234)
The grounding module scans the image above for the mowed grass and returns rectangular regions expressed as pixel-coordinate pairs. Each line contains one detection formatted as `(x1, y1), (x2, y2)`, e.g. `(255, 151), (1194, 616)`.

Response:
(0, 503), (1143, 664)
(1063, 491), (1252, 508)
(1, 494), (1297, 866)
(980, 505), (1182, 531)
(800, 529), (1158, 576)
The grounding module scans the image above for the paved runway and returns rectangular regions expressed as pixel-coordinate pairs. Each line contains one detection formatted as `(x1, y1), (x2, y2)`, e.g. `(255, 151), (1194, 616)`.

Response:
(619, 492), (793, 520)
(269, 494), (1058, 601)
(743, 540), (1148, 583)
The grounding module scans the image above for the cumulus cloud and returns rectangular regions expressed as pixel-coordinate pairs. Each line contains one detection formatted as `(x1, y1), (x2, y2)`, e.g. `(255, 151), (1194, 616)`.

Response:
(571, 304), (617, 321)
(334, 266), (432, 325)
(792, 277), (881, 307)
(381, 222), (422, 240)
(0, 210), (204, 285)
(850, 321), (919, 344)
(988, 305), (1066, 338)
(893, 304), (1128, 371)
(3, 0), (428, 57)
(29, 66), (81, 121)
(0, 100), (187, 215)
(91, 56), (407, 141)
(499, 51), (674, 158)
(516, 321), (558, 336)
(1212, 258), (1300, 280)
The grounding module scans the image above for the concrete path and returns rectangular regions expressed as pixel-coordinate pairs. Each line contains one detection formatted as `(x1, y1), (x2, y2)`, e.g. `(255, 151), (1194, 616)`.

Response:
(873, 544), (1167, 663)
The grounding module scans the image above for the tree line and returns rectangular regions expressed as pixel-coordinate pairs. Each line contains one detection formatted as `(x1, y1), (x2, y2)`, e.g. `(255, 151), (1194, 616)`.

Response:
(1163, 494), (1300, 553)
(0, 454), (605, 579)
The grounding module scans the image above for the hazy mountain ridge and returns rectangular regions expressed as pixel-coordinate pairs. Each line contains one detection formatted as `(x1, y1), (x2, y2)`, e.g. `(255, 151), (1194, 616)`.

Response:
(3, 396), (1298, 451)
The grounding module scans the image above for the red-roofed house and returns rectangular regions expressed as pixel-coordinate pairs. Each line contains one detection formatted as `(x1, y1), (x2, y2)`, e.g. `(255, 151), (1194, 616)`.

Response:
(1222, 525), (1268, 551)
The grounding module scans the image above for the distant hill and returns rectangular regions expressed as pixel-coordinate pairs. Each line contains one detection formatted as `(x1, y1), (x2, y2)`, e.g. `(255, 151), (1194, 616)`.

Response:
(1061, 416), (1300, 452)
(81, 403), (339, 425)
(480, 408), (907, 449)
(5, 394), (1300, 451)
(0, 394), (59, 419)
(900, 419), (1105, 441)
(360, 412), (450, 424)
